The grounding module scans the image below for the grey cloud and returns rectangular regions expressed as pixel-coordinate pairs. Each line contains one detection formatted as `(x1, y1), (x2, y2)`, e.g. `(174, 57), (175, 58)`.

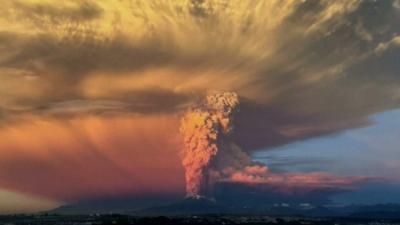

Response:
(253, 155), (335, 173)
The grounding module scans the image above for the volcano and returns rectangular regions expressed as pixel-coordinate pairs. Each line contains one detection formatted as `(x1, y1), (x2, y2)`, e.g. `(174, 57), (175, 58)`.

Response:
(138, 196), (232, 215)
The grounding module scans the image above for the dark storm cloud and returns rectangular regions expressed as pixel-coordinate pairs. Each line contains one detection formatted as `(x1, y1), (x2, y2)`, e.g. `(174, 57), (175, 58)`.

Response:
(232, 1), (400, 150)
(234, 99), (372, 151)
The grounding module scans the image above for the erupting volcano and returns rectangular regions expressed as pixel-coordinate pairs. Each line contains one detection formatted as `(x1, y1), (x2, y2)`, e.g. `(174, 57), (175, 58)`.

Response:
(180, 92), (240, 197)
(179, 92), (369, 199)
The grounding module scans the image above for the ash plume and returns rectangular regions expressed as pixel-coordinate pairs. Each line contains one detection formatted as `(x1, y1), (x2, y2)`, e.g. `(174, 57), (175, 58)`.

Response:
(180, 92), (370, 198)
(180, 92), (240, 197)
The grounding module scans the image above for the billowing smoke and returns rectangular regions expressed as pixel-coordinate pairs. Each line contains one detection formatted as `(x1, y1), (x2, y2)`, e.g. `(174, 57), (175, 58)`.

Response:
(180, 92), (240, 197)
(180, 92), (369, 198)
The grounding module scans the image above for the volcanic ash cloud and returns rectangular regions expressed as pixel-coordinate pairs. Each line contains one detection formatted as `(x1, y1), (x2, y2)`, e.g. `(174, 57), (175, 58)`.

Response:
(180, 92), (240, 197)
(179, 92), (368, 198)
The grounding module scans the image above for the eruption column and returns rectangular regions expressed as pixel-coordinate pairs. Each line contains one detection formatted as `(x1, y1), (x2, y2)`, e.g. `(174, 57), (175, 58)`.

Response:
(180, 92), (239, 197)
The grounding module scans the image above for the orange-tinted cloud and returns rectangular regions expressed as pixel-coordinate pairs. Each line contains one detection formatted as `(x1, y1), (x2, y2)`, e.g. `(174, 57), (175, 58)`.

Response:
(0, 111), (372, 202)
(227, 166), (371, 195)
(0, 114), (185, 201)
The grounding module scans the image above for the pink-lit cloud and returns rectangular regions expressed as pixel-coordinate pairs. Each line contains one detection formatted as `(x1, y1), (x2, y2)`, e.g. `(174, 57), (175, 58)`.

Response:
(0, 114), (185, 201)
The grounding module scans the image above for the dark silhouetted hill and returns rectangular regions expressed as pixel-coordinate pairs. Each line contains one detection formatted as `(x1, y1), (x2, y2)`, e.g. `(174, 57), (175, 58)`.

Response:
(49, 196), (180, 215)
(49, 196), (400, 219)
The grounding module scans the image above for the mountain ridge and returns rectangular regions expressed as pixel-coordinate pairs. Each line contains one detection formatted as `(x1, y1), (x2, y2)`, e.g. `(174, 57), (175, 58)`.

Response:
(49, 198), (400, 219)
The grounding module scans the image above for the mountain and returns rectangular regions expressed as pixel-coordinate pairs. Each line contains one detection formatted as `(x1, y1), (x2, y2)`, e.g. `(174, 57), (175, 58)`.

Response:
(137, 196), (231, 215)
(49, 196), (180, 215)
(348, 204), (400, 219)
(138, 202), (400, 218)
(48, 196), (400, 219)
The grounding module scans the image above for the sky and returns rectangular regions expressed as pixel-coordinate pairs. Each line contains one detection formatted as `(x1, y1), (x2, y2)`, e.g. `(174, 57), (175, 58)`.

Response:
(0, 0), (400, 213)
(254, 109), (400, 205)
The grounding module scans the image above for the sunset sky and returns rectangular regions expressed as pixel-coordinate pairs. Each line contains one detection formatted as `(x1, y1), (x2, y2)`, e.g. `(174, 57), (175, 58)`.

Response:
(0, 0), (400, 214)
